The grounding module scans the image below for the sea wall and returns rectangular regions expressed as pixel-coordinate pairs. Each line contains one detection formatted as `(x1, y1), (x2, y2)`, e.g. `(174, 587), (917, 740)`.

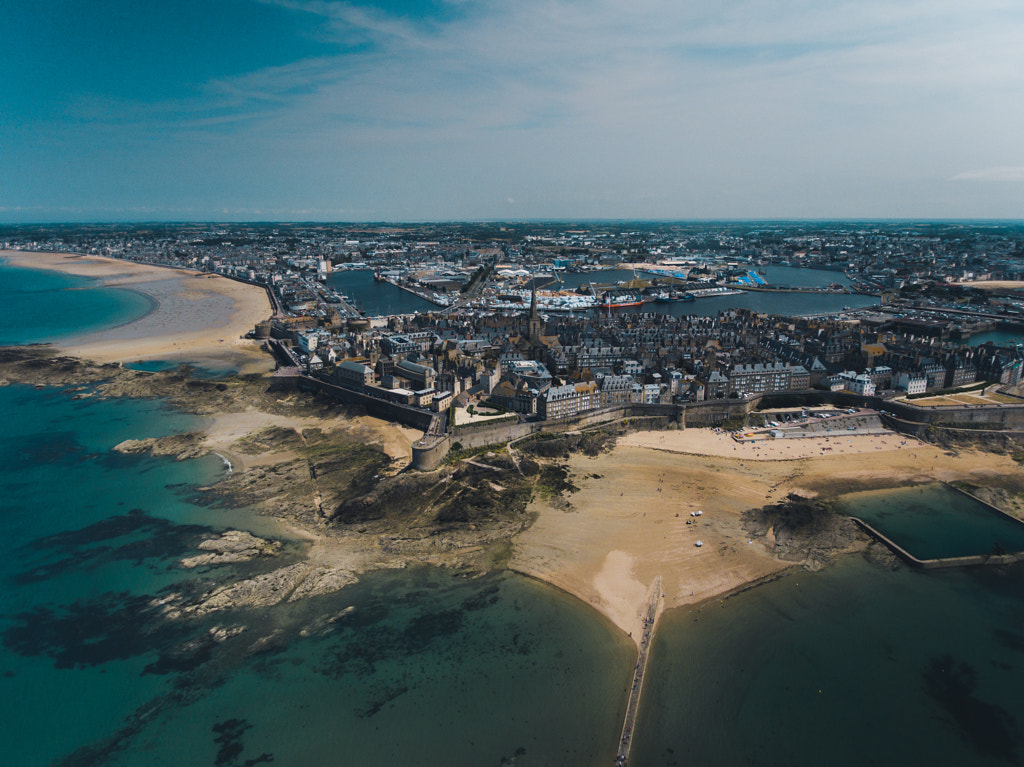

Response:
(296, 375), (437, 431)
(851, 517), (1024, 570)
(291, 372), (1024, 470)
(759, 389), (1024, 429)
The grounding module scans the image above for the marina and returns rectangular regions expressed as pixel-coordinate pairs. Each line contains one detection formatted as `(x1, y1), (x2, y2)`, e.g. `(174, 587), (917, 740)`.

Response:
(328, 267), (878, 317)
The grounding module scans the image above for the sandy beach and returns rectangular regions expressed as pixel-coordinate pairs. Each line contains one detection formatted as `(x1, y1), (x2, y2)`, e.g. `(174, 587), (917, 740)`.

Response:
(1, 250), (273, 373)
(620, 427), (923, 460)
(512, 428), (1023, 643)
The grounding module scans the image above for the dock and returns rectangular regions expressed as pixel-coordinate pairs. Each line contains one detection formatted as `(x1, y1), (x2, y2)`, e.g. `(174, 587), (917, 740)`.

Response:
(615, 575), (664, 766)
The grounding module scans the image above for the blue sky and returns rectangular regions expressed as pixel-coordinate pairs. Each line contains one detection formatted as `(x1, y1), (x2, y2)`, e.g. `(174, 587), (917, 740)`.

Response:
(2, 0), (1023, 222)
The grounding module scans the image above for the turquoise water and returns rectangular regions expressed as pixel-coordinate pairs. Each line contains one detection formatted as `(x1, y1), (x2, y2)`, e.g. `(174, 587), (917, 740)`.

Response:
(0, 385), (228, 766)
(107, 570), (633, 767)
(0, 384), (634, 766)
(835, 483), (1024, 560)
(634, 554), (1024, 767)
(124, 359), (238, 378)
(0, 261), (153, 345)
(7, 254), (1024, 766)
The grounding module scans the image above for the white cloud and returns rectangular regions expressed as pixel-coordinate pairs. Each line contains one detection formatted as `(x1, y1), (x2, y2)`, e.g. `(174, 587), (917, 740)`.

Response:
(12, 0), (1024, 218)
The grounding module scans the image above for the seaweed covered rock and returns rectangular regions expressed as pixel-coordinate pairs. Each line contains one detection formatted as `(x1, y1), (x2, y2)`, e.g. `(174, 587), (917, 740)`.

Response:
(743, 493), (866, 570)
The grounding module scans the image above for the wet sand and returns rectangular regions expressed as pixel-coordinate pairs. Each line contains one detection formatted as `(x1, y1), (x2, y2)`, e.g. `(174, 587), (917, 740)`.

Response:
(512, 429), (1022, 643)
(1, 250), (273, 373)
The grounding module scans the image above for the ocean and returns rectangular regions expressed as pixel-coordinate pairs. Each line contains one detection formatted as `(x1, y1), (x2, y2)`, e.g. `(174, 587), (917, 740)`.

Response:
(0, 263), (153, 346)
(633, 554), (1024, 767)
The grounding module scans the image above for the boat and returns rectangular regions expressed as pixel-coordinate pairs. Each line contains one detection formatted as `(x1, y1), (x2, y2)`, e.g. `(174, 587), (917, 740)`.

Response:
(600, 291), (643, 309)
(654, 290), (695, 304)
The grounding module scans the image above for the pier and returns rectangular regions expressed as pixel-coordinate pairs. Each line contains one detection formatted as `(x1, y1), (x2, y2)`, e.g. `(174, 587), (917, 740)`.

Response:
(615, 576), (664, 766)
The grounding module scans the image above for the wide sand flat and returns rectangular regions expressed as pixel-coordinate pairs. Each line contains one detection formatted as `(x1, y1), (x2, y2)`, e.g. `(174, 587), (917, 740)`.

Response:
(620, 427), (924, 460)
(513, 429), (1021, 643)
(2, 250), (273, 372)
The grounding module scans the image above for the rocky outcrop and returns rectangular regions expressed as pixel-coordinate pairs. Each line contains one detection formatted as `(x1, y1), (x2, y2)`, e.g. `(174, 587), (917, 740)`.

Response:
(743, 493), (867, 571)
(114, 433), (207, 461)
(179, 530), (282, 568)
(160, 562), (359, 618)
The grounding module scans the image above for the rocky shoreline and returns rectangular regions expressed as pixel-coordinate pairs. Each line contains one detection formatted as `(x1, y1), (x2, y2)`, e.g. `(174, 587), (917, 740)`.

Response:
(8, 343), (1021, 642)
(0, 345), (572, 618)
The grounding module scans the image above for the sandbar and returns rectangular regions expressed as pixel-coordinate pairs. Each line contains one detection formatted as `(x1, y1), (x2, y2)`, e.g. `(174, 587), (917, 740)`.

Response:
(1, 250), (273, 373)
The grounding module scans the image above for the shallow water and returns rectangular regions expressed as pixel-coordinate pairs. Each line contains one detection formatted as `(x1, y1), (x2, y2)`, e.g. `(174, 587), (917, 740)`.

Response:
(0, 385), (634, 766)
(0, 262), (153, 345)
(835, 483), (1024, 560)
(1, 256), (636, 767)
(108, 570), (634, 767)
(634, 554), (1024, 767)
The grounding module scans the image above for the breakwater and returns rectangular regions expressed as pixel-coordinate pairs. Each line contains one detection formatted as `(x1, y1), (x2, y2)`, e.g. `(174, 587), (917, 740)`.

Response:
(851, 518), (1024, 569)
(615, 577), (664, 766)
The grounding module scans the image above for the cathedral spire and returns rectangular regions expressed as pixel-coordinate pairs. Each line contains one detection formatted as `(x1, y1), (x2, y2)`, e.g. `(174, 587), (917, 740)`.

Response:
(527, 282), (543, 348)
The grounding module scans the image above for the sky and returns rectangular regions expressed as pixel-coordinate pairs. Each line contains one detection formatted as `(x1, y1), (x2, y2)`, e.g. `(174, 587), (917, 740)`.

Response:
(2, 0), (1023, 222)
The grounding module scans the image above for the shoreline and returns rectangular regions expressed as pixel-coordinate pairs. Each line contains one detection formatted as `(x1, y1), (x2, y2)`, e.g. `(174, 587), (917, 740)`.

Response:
(0, 250), (274, 374)
(4, 341), (1024, 656)
(3, 280), (1023, 652)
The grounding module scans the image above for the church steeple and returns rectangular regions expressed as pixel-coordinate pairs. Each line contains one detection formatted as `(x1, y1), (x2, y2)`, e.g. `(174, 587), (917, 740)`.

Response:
(527, 283), (542, 344)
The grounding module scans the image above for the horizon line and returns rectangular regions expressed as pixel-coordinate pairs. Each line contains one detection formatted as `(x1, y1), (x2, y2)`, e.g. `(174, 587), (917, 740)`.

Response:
(3, 217), (1024, 228)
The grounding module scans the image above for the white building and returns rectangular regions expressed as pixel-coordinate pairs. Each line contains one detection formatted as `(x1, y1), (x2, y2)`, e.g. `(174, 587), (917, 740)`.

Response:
(895, 373), (927, 395)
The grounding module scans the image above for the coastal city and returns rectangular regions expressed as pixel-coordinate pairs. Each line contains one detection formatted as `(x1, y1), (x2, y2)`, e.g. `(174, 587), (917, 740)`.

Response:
(5, 223), (1023, 447)
(7, 2), (1024, 764)
(3, 221), (1024, 766)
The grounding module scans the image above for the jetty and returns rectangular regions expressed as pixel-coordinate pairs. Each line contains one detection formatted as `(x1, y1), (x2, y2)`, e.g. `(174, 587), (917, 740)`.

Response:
(615, 575), (664, 766)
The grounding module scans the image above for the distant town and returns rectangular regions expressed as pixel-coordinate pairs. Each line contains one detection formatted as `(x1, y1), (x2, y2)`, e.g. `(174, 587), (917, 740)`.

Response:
(5, 221), (1024, 466)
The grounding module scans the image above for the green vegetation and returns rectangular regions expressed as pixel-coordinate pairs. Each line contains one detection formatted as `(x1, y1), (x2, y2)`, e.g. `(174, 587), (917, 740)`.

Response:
(534, 464), (579, 500)
(719, 415), (747, 431)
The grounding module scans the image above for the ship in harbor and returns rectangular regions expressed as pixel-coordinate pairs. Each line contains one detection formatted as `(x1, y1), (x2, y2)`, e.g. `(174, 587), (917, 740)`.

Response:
(600, 290), (644, 309)
(653, 290), (695, 303)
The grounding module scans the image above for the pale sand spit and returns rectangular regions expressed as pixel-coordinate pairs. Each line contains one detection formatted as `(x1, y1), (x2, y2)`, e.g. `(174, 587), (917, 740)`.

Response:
(2, 250), (273, 373)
